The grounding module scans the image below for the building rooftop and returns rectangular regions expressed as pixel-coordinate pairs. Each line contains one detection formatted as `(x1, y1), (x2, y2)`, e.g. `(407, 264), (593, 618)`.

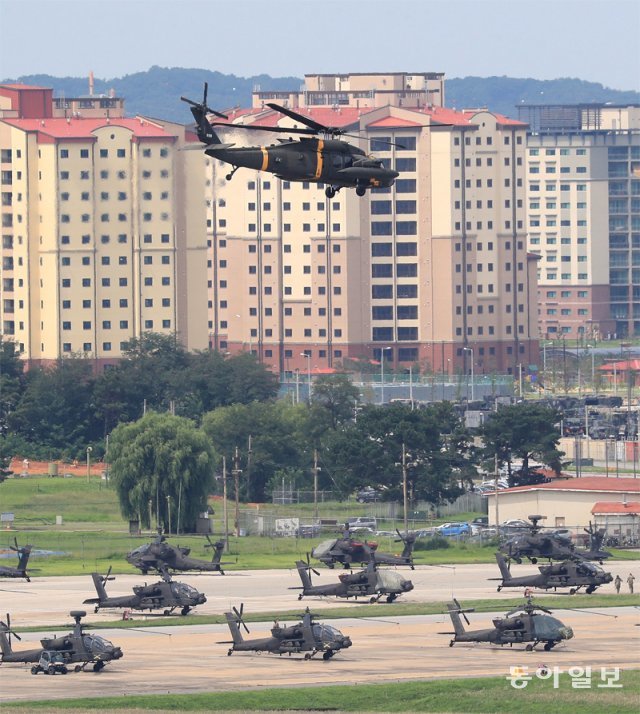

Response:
(591, 501), (640, 514)
(494, 477), (640, 494)
(1, 116), (175, 141)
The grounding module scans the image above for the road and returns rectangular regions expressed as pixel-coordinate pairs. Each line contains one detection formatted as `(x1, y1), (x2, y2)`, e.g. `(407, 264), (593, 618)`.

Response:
(0, 561), (639, 703)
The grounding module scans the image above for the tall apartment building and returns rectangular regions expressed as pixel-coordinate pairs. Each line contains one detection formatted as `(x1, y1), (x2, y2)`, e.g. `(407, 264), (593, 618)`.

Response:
(521, 104), (640, 341)
(0, 84), (208, 365)
(207, 73), (538, 376)
(253, 71), (446, 110)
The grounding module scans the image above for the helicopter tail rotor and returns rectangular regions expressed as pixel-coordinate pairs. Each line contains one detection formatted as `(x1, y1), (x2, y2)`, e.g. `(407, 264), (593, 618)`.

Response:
(1, 613), (22, 649)
(451, 598), (473, 625)
(231, 603), (250, 634)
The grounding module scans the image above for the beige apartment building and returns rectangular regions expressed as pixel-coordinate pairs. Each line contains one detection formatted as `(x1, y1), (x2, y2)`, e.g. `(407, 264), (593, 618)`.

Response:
(521, 104), (640, 341)
(0, 84), (208, 365)
(207, 72), (538, 376)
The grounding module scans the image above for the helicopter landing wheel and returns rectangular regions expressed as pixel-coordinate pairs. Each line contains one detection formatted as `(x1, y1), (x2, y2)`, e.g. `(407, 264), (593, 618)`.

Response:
(181, 606), (191, 616)
(226, 174), (233, 181)
(355, 186), (366, 197)
(298, 594), (303, 600)
(544, 642), (553, 651)
(531, 558), (538, 564)
(74, 665), (82, 673)
(369, 596), (377, 604)
(304, 653), (312, 660)
(325, 186), (336, 199)
(322, 651), (333, 660)
(497, 586), (502, 592)
(525, 644), (534, 652)
(94, 606), (99, 614)
(227, 649), (233, 656)
(569, 588), (576, 595)
(449, 640), (455, 647)
(93, 661), (105, 672)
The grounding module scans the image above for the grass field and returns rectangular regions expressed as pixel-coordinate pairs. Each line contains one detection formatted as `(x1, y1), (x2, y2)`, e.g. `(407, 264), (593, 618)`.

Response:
(0, 475), (638, 576)
(3, 669), (638, 712)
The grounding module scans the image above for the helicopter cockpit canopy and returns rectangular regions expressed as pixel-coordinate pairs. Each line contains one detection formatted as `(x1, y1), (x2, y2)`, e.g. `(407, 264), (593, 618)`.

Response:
(171, 582), (199, 599)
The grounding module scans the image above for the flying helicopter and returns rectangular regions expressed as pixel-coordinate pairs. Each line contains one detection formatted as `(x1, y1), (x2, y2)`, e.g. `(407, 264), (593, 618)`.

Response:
(0, 539), (32, 582)
(292, 554), (414, 603)
(311, 526), (416, 569)
(84, 568), (206, 616)
(442, 597), (574, 651)
(0, 611), (123, 672)
(492, 553), (613, 595)
(221, 603), (352, 660)
(126, 532), (232, 576)
(181, 83), (400, 198)
(499, 515), (611, 564)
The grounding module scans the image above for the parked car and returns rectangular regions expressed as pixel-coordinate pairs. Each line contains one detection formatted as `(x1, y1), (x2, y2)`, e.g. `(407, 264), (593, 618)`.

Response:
(471, 516), (489, 527)
(347, 516), (377, 530)
(355, 487), (382, 503)
(435, 522), (471, 537)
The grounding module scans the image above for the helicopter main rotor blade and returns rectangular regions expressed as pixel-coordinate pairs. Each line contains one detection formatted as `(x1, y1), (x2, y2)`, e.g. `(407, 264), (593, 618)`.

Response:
(209, 122), (317, 136)
(266, 102), (329, 134)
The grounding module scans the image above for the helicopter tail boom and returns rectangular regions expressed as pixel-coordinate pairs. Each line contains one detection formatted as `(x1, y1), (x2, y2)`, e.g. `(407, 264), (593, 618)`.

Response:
(224, 612), (244, 645)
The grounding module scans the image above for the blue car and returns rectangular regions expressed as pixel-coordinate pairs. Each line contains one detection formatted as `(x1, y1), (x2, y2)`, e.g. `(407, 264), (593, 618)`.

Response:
(436, 522), (471, 537)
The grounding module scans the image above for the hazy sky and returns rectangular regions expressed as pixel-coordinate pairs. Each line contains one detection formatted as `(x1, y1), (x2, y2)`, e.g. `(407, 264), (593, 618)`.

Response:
(1, 0), (639, 91)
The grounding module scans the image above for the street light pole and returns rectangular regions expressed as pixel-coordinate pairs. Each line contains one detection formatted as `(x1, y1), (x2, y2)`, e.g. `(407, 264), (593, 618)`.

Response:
(380, 346), (391, 405)
(463, 347), (474, 402)
(86, 446), (92, 483)
(402, 442), (408, 534)
(301, 353), (312, 404)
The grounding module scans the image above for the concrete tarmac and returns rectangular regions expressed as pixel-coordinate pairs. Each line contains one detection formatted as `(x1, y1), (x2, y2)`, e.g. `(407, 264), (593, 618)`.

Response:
(1, 561), (639, 703)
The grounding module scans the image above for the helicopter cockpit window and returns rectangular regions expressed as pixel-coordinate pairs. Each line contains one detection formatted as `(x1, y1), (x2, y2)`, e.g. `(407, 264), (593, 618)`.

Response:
(87, 635), (112, 653)
(130, 544), (149, 556)
(533, 616), (565, 639)
(172, 582), (198, 597)
(312, 624), (341, 642)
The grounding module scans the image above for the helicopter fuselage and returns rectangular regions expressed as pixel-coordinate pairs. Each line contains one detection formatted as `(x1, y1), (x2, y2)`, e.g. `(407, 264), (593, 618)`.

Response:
(206, 137), (398, 195)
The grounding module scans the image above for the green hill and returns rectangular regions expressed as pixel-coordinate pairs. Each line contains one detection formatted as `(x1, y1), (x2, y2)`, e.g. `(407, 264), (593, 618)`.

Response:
(2, 66), (638, 123)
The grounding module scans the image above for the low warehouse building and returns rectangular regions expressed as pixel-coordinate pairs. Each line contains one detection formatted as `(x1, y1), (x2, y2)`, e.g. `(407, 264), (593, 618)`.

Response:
(486, 477), (640, 531)
(591, 501), (640, 544)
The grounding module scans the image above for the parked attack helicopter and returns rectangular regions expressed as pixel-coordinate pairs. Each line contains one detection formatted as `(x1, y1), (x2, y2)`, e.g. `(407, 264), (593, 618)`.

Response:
(84, 568), (206, 616)
(181, 83), (400, 198)
(126, 532), (232, 576)
(493, 553), (613, 594)
(443, 597), (574, 651)
(499, 515), (611, 564)
(221, 603), (352, 660)
(293, 554), (414, 603)
(0, 611), (123, 672)
(0, 539), (32, 581)
(311, 527), (416, 569)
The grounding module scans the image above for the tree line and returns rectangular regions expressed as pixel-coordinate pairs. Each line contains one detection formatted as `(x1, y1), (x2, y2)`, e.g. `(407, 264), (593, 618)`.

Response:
(0, 334), (564, 530)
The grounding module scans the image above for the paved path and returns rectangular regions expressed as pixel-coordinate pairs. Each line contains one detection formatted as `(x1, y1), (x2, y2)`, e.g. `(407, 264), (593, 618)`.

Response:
(1, 561), (639, 703)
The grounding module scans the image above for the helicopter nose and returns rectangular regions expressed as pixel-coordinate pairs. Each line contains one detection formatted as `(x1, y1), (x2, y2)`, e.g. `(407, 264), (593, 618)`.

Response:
(110, 647), (124, 659)
(560, 627), (574, 640)
(198, 594), (207, 604)
(341, 636), (352, 649)
(403, 581), (414, 591)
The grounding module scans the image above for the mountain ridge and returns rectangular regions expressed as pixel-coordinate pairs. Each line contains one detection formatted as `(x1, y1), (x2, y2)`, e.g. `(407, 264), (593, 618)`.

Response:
(2, 66), (638, 123)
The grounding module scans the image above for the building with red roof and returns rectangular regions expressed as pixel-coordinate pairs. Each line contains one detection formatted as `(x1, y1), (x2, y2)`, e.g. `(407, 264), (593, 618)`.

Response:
(205, 72), (536, 378)
(591, 501), (640, 540)
(0, 84), (208, 365)
(486, 476), (640, 529)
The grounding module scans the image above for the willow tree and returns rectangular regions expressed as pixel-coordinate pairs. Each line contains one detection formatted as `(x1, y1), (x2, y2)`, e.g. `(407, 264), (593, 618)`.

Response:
(109, 412), (218, 532)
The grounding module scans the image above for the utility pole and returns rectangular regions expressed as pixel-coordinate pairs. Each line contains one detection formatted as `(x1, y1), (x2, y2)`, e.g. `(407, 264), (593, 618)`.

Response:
(166, 495), (171, 535)
(312, 449), (320, 522)
(232, 446), (242, 537)
(402, 443), (408, 534)
(222, 456), (229, 552)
